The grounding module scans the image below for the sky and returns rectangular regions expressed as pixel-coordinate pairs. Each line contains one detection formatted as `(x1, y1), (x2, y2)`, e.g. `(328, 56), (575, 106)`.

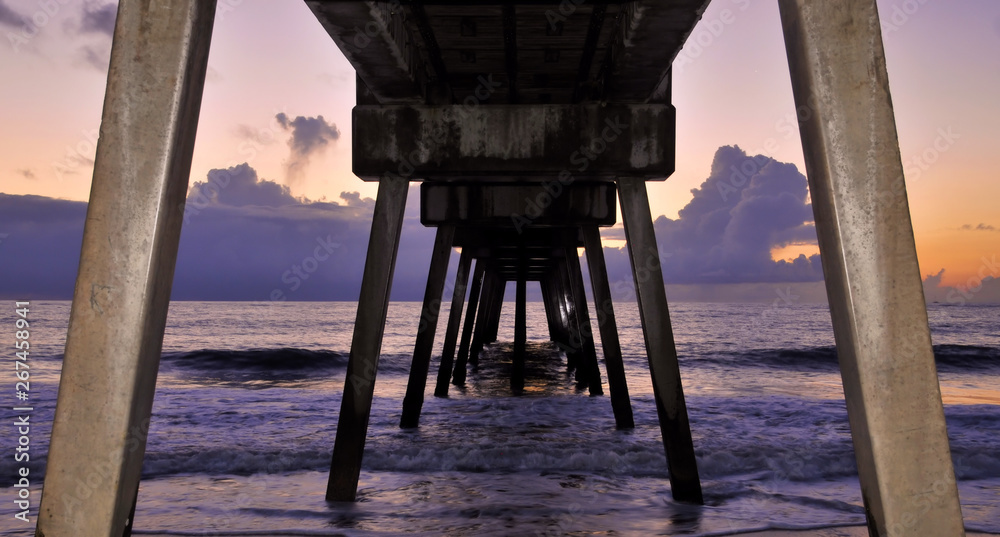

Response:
(0, 0), (998, 302)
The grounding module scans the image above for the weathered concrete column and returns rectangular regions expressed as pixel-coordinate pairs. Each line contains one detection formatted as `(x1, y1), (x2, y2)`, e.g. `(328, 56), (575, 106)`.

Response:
(540, 276), (562, 343)
(401, 226), (455, 428)
(485, 277), (506, 343)
(551, 259), (581, 372)
(435, 249), (472, 397)
(583, 226), (634, 428)
(36, 1), (216, 534)
(453, 261), (485, 385)
(469, 270), (498, 367)
(327, 175), (409, 502)
(512, 275), (528, 394)
(564, 245), (604, 395)
(778, 1), (965, 534)
(618, 177), (702, 504)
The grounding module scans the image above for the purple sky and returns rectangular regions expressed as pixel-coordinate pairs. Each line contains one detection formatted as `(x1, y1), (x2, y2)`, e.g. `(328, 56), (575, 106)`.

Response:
(0, 0), (998, 302)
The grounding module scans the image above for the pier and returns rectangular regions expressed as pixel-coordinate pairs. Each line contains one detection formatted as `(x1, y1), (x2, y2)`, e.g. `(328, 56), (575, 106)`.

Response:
(35, 1), (966, 536)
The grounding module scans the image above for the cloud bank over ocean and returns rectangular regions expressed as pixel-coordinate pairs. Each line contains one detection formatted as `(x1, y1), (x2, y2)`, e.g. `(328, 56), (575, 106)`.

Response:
(1, 147), (996, 303)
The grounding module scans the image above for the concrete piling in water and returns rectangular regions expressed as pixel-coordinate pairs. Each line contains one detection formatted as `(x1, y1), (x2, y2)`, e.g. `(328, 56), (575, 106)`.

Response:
(435, 250), (472, 398)
(35, 1), (217, 533)
(618, 176), (703, 504)
(512, 275), (528, 394)
(326, 176), (409, 502)
(778, 0), (966, 532)
(583, 225), (635, 428)
(453, 261), (485, 386)
(401, 226), (455, 428)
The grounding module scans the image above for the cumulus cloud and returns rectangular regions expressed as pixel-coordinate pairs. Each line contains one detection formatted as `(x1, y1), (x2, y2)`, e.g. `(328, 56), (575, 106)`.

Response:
(275, 113), (341, 187)
(79, 2), (116, 37)
(9, 148), (992, 304)
(603, 145), (822, 285)
(187, 163), (298, 209)
(0, 1), (23, 27)
(923, 267), (1000, 305)
(0, 165), (438, 301)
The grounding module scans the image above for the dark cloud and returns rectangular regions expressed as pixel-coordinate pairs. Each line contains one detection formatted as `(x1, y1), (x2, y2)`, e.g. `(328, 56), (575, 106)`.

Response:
(14, 150), (993, 304)
(602, 145), (822, 285)
(275, 113), (340, 186)
(0, 1), (23, 27)
(0, 166), (438, 302)
(0, 194), (88, 299)
(960, 223), (997, 232)
(79, 44), (110, 71)
(80, 2), (116, 37)
(17, 169), (36, 180)
(339, 191), (375, 210)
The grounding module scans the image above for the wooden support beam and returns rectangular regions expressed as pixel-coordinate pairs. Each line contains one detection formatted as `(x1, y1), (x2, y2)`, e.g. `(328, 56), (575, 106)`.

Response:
(326, 175), (409, 502)
(618, 176), (702, 504)
(401, 226), (456, 428)
(35, 1), (216, 534)
(779, 1), (965, 533)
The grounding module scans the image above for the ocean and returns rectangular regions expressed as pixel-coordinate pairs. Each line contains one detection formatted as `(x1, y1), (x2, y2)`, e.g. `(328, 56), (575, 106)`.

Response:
(2, 300), (999, 536)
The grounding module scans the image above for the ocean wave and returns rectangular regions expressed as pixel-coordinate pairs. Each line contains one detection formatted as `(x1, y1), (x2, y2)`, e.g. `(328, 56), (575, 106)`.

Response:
(704, 344), (1000, 373)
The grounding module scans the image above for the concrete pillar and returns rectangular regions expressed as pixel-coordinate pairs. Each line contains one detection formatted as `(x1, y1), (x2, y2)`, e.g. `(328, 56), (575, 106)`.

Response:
(435, 249), (472, 397)
(552, 259), (581, 373)
(778, 1), (965, 534)
(583, 226), (634, 428)
(326, 175), (409, 502)
(35, 1), (217, 534)
(401, 226), (455, 428)
(485, 277), (506, 344)
(512, 276), (528, 394)
(453, 261), (485, 385)
(540, 275), (570, 346)
(469, 271), (497, 367)
(618, 177), (702, 504)
(564, 245), (604, 396)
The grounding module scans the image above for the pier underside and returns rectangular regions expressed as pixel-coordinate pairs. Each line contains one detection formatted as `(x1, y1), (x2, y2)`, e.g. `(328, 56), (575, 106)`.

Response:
(36, 1), (966, 536)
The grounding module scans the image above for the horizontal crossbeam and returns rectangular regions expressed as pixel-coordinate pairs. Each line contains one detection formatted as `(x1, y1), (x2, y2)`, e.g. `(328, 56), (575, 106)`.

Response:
(354, 104), (675, 180)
